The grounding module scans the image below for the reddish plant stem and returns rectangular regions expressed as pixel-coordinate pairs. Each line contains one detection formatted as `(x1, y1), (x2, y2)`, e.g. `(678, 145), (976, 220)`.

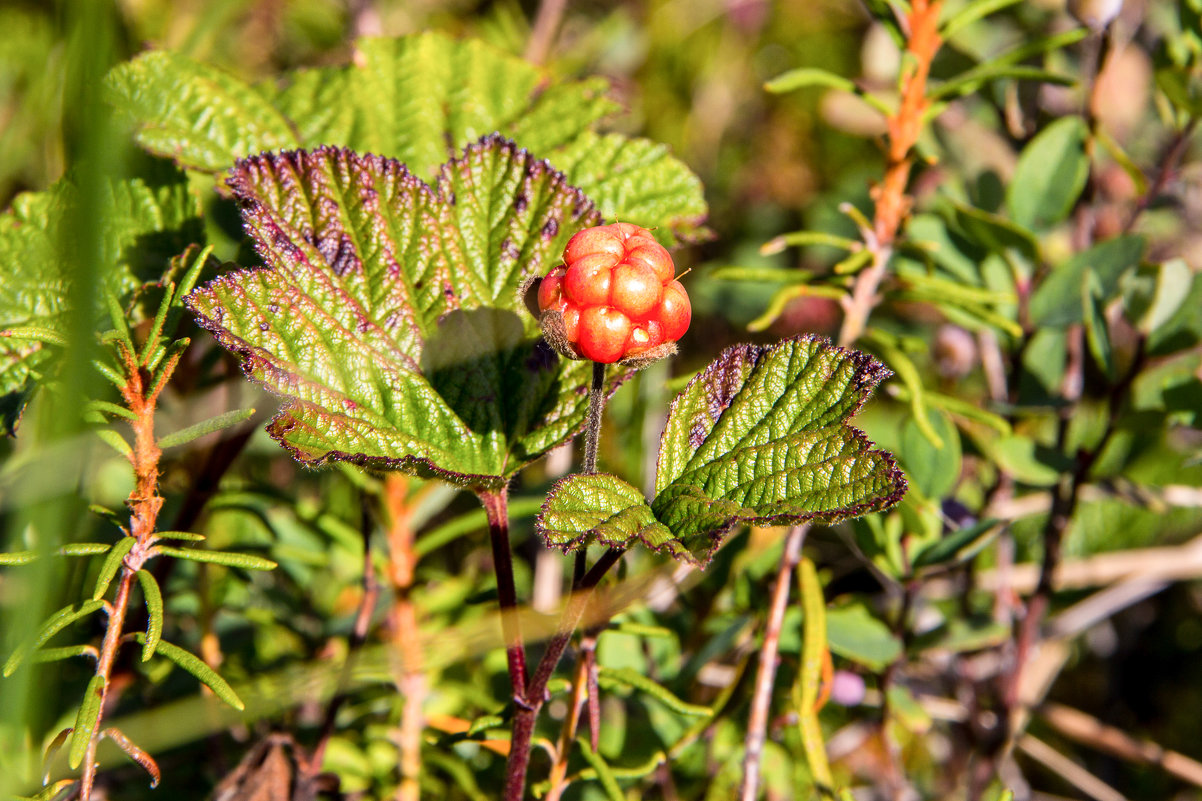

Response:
(483, 487), (530, 703)
(837, 0), (943, 348)
(79, 345), (176, 800)
(78, 569), (135, 801)
(739, 524), (807, 801)
(504, 547), (625, 801)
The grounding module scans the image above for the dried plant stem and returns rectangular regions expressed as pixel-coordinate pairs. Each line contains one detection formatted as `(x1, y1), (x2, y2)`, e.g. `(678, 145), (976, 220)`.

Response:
(544, 632), (596, 801)
(739, 524), (807, 801)
(524, 0), (568, 65)
(837, 0), (943, 348)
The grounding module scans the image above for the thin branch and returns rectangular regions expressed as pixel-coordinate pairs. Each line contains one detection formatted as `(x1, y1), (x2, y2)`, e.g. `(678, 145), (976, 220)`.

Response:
(739, 525), (807, 801)
(524, 0), (568, 65)
(837, 0), (943, 347)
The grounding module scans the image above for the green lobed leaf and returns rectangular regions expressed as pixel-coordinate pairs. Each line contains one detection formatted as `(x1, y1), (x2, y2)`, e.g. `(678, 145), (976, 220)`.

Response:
(154, 545), (277, 571)
(136, 635), (245, 710)
(1006, 117), (1090, 231)
(186, 139), (616, 489)
(68, 675), (106, 769)
(3, 600), (105, 677)
(105, 33), (707, 242)
(1029, 235), (1145, 327)
(136, 569), (163, 661)
(538, 337), (906, 565)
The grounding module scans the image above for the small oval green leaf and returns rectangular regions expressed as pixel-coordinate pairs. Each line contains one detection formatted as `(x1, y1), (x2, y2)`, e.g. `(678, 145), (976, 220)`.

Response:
(137, 636), (245, 711)
(154, 545), (276, 571)
(68, 675), (106, 769)
(136, 570), (164, 661)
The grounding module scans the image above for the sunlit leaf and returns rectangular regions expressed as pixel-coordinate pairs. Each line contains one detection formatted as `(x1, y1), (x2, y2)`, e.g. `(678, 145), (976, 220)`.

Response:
(538, 337), (906, 565)
(187, 139), (615, 489)
(68, 675), (105, 769)
(106, 33), (707, 242)
(136, 635), (245, 711)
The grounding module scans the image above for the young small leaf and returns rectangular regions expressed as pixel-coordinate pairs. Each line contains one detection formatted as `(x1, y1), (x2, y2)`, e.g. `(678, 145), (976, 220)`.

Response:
(154, 545), (277, 571)
(153, 530), (206, 542)
(59, 543), (113, 557)
(4, 600), (105, 676)
(136, 635), (245, 711)
(95, 428), (133, 459)
(92, 537), (135, 600)
(68, 675), (106, 769)
(538, 473), (680, 558)
(102, 727), (161, 788)
(0, 551), (37, 565)
(156, 406), (256, 449)
(136, 569), (163, 661)
(31, 645), (98, 665)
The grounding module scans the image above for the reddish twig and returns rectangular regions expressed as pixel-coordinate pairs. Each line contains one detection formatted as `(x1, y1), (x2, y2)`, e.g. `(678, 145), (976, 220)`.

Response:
(837, 0), (943, 348)
(78, 343), (179, 800)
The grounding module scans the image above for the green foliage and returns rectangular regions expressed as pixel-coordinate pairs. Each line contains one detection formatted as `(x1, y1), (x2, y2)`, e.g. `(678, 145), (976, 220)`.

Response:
(105, 33), (707, 244)
(538, 337), (906, 564)
(186, 140), (609, 489)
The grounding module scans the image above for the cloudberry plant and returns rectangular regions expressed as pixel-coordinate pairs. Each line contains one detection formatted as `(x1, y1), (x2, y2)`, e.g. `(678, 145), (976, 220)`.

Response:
(538, 222), (691, 364)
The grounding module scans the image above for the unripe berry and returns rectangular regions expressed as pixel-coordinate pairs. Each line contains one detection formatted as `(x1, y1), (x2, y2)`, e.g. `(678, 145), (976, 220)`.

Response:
(537, 223), (691, 364)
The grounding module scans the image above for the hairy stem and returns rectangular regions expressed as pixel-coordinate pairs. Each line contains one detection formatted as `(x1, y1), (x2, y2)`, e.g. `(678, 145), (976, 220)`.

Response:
(583, 362), (607, 475)
(79, 568), (135, 801)
(739, 525), (807, 801)
(79, 345), (174, 799)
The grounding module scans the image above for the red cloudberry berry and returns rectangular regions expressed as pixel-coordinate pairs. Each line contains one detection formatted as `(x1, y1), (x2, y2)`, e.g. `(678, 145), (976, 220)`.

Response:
(538, 223), (690, 364)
